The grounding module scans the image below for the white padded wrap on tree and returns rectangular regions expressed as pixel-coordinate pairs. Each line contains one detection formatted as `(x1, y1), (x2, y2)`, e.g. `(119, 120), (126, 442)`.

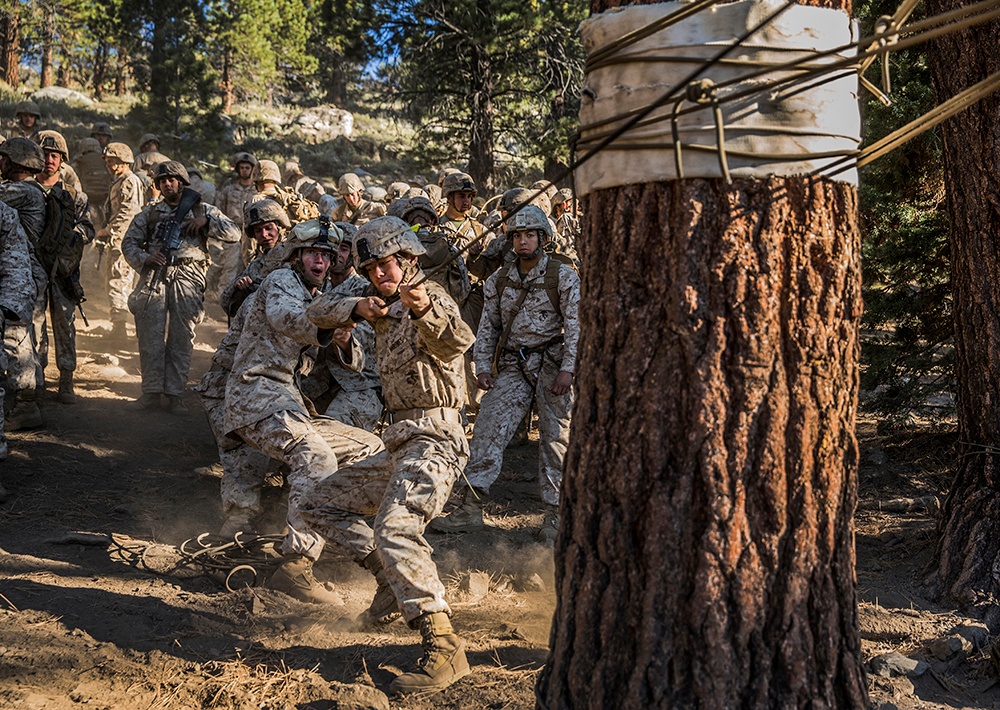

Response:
(576, 0), (862, 193)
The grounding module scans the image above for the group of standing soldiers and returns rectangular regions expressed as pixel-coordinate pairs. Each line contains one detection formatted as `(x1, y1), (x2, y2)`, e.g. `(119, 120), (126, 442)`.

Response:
(0, 103), (583, 694)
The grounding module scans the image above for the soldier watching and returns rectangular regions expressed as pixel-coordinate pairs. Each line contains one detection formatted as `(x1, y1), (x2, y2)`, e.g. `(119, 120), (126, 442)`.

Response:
(34, 130), (95, 404)
(121, 161), (239, 413)
(331, 172), (386, 226)
(96, 142), (145, 344)
(90, 123), (113, 151)
(430, 205), (580, 543)
(73, 137), (111, 231)
(11, 101), (41, 140)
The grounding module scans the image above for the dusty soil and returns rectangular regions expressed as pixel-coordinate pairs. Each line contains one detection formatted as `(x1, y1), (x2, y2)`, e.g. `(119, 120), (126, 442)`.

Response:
(1, 257), (997, 709)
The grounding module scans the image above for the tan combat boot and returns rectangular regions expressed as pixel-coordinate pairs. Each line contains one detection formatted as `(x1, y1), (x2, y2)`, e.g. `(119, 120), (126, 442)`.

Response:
(5, 390), (44, 431)
(267, 554), (341, 604)
(390, 612), (471, 694)
(57, 370), (76, 404)
(358, 550), (401, 626)
(428, 493), (484, 534)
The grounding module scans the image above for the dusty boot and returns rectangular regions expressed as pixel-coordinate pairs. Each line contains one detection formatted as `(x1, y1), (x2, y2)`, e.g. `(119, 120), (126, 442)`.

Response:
(358, 550), (401, 626)
(219, 508), (256, 537)
(537, 505), (560, 545)
(390, 612), (471, 694)
(193, 461), (224, 478)
(125, 393), (160, 411)
(267, 554), (341, 604)
(57, 370), (76, 404)
(5, 390), (44, 431)
(166, 395), (189, 415)
(428, 493), (484, 534)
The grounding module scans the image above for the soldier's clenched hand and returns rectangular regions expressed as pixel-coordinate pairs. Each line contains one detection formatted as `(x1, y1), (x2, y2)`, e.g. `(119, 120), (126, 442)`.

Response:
(353, 296), (388, 322)
(183, 216), (209, 235)
(332, 324), (355, 350)
(235, 276), (253, 291)
(477, 372), (495, 390)
(550, 371), (573, 396)
(144, 250), (167, 267)
(399, 283), (431, 318)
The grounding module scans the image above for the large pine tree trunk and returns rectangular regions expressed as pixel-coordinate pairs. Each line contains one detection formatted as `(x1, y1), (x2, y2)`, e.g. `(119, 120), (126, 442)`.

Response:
(925, 2), (1000, 620)
(39, 3), (54, 88)
(0, 0), (19, 87)
(221, 50), (234, 114)
(537, 0), (868, 705)
(93, 42), (107, 100)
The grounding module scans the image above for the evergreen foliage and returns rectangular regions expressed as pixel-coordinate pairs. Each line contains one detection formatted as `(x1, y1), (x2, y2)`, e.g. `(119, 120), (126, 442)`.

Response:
(856, 0), (953, 418)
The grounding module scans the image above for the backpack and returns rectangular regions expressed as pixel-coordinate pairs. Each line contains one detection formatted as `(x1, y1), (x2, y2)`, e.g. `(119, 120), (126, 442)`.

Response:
(36, 183), (84, 282)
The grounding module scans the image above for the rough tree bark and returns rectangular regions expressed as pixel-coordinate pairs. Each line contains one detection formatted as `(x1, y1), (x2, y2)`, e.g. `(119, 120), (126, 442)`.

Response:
(536, 0), (869, 706)
(221, 50), (234, 114)
(0, 0), (19, 87)
(467, 43), (496, 195)
(93, 42), (107, 100)
(40, 2), (54, 88)
(925, 3), (1000, 620)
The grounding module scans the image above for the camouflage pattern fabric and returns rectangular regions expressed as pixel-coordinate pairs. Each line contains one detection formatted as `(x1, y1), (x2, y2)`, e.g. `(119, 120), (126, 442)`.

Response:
(303, 276), (474, 623)
(331, 198), (386, 227)
(104, 170), (145, 321)
(0, 202), (34, 456)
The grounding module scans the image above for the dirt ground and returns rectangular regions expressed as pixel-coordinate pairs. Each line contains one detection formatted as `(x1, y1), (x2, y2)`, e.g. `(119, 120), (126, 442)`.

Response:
(1, 261), (998, 709)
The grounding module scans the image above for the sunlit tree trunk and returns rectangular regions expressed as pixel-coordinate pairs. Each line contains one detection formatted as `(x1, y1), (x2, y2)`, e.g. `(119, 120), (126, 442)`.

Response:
(536, 0), (868, 705)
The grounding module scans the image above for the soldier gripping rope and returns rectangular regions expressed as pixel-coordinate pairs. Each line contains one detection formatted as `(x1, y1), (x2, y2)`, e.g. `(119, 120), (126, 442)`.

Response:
(302, 215), (475, 694)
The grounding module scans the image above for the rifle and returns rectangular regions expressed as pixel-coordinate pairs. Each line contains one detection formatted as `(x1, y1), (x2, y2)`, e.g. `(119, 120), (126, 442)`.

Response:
(140, 188), (203, 317)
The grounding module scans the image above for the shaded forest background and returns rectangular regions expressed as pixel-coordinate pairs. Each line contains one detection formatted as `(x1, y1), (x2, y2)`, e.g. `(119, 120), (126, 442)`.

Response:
(0, 0), (954, 416)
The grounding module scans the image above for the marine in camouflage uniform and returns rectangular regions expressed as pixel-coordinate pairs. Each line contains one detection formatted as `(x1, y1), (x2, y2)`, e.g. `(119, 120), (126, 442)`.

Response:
(187, 166), (216, 205)
(331, 172), (386, 226)
(302, 215), (474, 694)
(0, 138), (48, 430)
(97, 142), (146, 341)
(212, 152), (258, 298)
(0, 200), (36, 500)
(219, 198), (288, 317)
(34, 131), (95, 404)
(224, 219), (385, 602)
(284, 161), (325, 203)
(73, 137), (111, 231)
(431, 205), (579, 542)
(197, 200), (290, 536)
(122, 161), (239, 413)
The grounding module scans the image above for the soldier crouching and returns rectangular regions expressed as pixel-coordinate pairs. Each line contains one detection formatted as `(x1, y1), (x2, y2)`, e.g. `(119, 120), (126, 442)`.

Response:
(301, 215), (475, 694)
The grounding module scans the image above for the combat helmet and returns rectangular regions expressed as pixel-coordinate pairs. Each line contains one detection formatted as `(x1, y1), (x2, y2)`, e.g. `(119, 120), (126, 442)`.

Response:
(389, 196), (437, 226)
(388, 181), (410, 200)
(90, 122), (113, 138)
(243, 197), (290, 238)
(0, 137), (44, 173)
(104, 142), (134, 164)
(77, 137), (102, 155)
(354, 215), (427, 274)
(500, 187), (532, 214)
(338, 172), (364, 195)
(253, 159), (281, 185)
(363, 185), (387, 203)
(507, 204), (553, 239)
(152, 160), (190, 186)
(139, 133), (160, 151)
(529, 179), (559, 202)
(14, 101), (41, 119)
(233, 151), (257, 169)
(277, 216), (341, 260)
(36, 130), (69, 160)
(441, 172), (476, 198)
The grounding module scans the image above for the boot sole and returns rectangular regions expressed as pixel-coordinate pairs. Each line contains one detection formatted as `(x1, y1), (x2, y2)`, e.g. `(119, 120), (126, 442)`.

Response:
(390, 663), (471, 694)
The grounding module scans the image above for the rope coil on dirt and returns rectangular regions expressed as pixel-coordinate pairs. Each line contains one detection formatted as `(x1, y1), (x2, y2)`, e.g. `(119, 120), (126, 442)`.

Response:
(109, 532), (285, 592)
